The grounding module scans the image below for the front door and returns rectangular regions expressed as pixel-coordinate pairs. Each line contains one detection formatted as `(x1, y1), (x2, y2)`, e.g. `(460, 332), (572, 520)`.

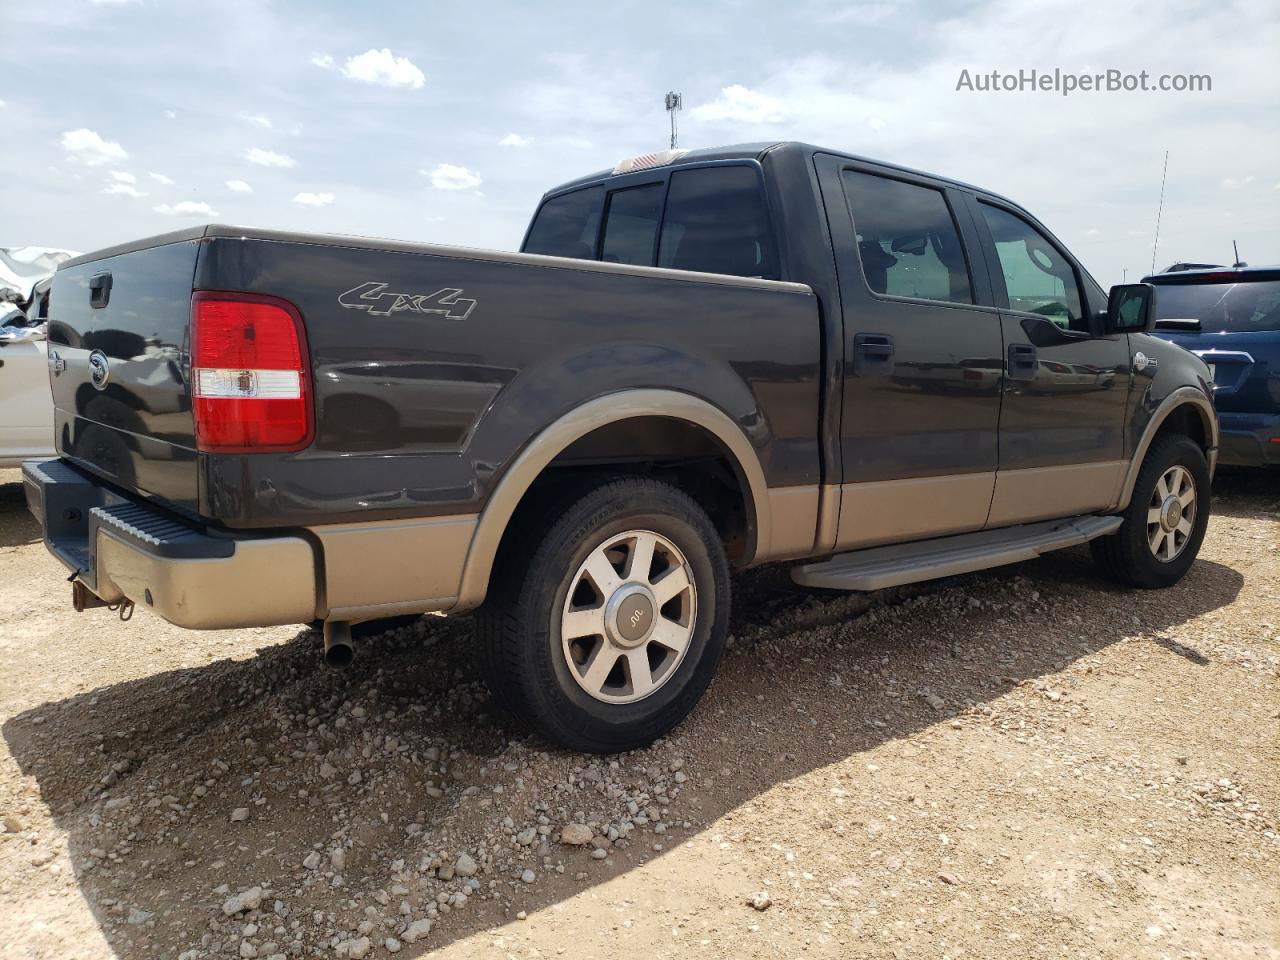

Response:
(817, 156), (1005, 549)
(967, 197), (1132, 526)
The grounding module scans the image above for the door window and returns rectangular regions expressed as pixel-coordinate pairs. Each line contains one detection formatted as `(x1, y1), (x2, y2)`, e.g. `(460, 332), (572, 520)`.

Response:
(980, 203), (1086, 330)
(600, 183), (664, 266)
(841, 170), (973, 305)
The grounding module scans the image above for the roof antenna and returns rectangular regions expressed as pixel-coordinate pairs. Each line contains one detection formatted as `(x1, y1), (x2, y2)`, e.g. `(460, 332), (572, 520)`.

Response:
(665, 91), (682, 150)
(1150, 149), (1169, 274)
(1232, 239), (1247, 269)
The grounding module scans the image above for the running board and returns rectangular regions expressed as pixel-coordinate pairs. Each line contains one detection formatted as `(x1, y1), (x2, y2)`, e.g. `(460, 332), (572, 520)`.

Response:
(792, 515), (1123, 592)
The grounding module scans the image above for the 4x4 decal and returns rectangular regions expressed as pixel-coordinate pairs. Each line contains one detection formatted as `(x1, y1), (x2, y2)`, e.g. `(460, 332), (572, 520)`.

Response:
(338, 282), (476, 320)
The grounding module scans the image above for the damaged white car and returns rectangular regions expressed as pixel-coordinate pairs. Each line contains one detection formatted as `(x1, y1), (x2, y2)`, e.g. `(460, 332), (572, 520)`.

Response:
(1, 246), (77, 467)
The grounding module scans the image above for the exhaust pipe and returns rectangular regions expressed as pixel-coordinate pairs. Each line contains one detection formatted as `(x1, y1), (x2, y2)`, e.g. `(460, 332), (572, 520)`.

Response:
(323, 620), (354, 668)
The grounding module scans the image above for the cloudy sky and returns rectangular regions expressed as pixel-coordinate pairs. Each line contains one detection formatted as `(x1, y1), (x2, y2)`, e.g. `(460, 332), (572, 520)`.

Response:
(3, 0), (1277, 286)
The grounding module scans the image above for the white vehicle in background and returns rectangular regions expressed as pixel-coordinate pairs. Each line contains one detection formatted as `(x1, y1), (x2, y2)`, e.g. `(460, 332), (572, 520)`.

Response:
(1, 247), (78, 467)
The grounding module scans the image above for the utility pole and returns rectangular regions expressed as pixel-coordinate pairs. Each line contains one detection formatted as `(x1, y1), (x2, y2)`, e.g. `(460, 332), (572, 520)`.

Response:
(665, 91), (682, 150)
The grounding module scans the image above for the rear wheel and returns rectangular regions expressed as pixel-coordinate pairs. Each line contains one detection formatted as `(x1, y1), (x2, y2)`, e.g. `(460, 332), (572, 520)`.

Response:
(477, 477), (730, 753)
(1091, 434), (1211, 588)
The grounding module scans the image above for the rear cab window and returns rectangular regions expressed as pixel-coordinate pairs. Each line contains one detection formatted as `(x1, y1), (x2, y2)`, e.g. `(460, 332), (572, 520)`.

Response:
(523, 186), (604, 259)
(522, 163), (779, 280)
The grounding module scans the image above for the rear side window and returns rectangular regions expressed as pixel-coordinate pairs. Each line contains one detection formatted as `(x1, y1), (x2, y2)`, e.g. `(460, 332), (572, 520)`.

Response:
(979, 203), (1085, 330)
(658, 166), (779, 279)
(523, 186), (603, 260)
(600, 183), (664, 266)
(842, 170), (972, 304)
(1154, 281), (1280, 332)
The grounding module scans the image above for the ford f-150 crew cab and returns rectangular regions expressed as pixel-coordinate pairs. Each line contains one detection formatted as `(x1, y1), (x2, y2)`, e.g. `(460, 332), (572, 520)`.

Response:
(24, 142), (1218, 752)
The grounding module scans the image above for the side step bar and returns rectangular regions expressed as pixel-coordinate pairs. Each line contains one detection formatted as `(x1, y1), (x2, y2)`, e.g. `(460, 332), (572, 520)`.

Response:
(792, 515), (1123, 592)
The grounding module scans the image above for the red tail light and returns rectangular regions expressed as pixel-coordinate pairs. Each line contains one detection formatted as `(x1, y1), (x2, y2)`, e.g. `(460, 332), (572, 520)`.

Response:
(191, 292), (312, 452)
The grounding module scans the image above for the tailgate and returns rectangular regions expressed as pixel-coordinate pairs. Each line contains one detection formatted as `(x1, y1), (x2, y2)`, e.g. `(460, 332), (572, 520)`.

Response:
(48, 236), (201, 515)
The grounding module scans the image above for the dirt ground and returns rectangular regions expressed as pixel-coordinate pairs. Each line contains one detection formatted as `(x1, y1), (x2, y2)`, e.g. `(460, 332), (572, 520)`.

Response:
(0, 467), (1276, 960)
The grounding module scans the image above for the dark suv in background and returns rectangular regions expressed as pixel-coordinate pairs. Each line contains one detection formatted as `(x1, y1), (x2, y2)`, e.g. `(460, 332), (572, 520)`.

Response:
(1148, 266), (1280, 467)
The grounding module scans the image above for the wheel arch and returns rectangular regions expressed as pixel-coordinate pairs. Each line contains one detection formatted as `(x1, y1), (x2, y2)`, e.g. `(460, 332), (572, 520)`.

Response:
(1115, 387), (1218, 511)
(451, 389), (774, 613)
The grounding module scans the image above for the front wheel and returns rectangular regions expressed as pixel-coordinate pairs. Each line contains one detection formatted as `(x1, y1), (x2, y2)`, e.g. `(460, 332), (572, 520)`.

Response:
(1091, 434), (1211, 588)
(476, 477), (730, 753)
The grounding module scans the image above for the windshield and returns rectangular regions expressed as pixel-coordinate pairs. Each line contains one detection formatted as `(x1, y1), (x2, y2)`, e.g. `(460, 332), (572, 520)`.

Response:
(1154, 280), (1280, 332)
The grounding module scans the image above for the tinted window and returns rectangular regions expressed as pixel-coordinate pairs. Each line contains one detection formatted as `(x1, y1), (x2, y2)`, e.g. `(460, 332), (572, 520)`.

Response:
(658, 166), (779, 279)
(523, 186), (603, 259)
(980, 203), (1085, 330)
(1154, 280), (1280, 332)
(842, 170), (972, 304)
(600, 183), (664, 266)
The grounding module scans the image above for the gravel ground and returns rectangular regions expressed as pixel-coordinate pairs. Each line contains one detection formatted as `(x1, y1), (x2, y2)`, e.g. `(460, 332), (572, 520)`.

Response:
(0, 467), (1276, 960)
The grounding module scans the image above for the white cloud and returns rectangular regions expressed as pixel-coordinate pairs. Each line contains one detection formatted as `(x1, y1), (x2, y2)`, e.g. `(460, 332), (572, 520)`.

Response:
(226, 179), (253, 193)
(867, 116), (886, 130)
(242, 113), (273, 129)
(149, 172), (174, 185)
(0, 100), (6, 109)
(107, 170), (137, 184)
(293, 192), (335, 207)
(104, 183), (147, 198)
(60, 128), (128, 166)
(310, 52), (334, 69)
(690, 85), (787, 124)
(499, 133), (531, 148)
(163, 110), (176, 120)
(341, 48), (425, 89)
(823, 2), (901, 24)
(422, 163), (482, 191)
(1221, 175), (1256, 189)
(244, 147), (296, 168)
(154, 201), (219, 217)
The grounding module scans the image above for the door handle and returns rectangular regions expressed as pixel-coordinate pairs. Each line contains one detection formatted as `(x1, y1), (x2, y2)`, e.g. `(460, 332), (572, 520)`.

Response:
(853, 333), (895, 377)
(1007, 342), (1038, 381)
(89, 271), (113, 309)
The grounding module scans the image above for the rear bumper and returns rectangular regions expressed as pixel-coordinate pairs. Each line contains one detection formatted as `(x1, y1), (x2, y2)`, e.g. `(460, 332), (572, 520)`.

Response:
(23, 459), (317, 629)
(1216, 412), (1280, 467)
(23, 458), (480, 629)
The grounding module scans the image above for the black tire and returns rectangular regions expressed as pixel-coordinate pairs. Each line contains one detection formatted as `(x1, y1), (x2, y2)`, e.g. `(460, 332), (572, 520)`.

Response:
(1091, 433), (1211, 588)
(476, 477), (730, 753)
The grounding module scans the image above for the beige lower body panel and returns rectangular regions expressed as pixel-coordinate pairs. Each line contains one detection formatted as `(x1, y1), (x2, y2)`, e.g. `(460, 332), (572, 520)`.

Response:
(761, 485), (821, 561)
(95, 530), (317, 630)
(987, 460), (1126, 527)
(310, 514), (478, 621)
(836, 472), (996, 551)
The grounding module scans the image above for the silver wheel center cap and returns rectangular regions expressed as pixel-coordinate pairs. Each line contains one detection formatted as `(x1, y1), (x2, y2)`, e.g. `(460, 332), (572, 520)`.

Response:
(605, 585), (656, 648)
(1160, 496), (1182, 532)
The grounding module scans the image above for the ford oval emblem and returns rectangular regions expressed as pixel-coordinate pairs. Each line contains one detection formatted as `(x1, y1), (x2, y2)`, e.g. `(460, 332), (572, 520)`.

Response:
(88, 350), (111, 390)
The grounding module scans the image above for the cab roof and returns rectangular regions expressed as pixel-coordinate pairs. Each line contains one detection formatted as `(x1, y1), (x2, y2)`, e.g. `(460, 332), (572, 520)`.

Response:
(542, 141), (1017, 207)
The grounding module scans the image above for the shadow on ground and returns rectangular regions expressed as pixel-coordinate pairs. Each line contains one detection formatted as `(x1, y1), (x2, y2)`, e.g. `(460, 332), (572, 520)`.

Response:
(1, 473), (1256, 959)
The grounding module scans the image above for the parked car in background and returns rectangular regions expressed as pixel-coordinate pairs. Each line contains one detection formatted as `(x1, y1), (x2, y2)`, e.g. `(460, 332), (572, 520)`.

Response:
(1, 247), (76, 467)
(0, 279), (56, 467)
(1148, 266), (1280, 467)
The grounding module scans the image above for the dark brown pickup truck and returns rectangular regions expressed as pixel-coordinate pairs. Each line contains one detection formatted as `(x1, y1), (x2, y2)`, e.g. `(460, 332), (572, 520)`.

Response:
(25, 141), (1217, 751)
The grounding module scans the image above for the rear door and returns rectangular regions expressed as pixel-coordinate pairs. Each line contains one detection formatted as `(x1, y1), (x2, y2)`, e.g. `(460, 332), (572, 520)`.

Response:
(816, 154), (1005, 549)
(965, 196), (1132, 526)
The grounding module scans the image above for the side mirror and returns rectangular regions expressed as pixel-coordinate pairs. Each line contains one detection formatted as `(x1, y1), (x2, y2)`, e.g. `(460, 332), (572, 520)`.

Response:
(1105, 283), (1155, 333)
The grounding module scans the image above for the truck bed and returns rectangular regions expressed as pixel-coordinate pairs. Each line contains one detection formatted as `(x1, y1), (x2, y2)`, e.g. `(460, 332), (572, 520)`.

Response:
(49, 225), (820, 529)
